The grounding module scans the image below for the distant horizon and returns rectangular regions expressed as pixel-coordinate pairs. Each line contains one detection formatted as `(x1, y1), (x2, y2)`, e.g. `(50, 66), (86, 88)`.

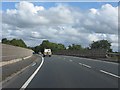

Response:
(1, 1), (118, 51)
(1, 38), (118, 53)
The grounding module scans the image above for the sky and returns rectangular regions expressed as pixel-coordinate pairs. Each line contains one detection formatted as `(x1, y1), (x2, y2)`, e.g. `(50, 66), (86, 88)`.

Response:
(2, 2), (118, 10)
(1, 1), (119, 51)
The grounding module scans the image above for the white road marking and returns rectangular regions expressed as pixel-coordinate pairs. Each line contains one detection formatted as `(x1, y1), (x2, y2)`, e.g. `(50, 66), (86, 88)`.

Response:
(79, 63), (82, 65)
(69, 60), (73, 62)
(20, 57), (44, 90)
(23, 56), (32, 60)
(82, 64), (92, 68)
(71, 56), (118, 65)
(100, 70), (120, 79)
(31, 62), (37, 67)
(78, 63), (91, 68)
(0, 55), (32, 67)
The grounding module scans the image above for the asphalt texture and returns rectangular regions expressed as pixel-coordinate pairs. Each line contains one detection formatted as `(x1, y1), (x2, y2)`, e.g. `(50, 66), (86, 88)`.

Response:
(2, 55), (42, 89)
(2, 55), (119, 89)
(2, 55), (39, 81)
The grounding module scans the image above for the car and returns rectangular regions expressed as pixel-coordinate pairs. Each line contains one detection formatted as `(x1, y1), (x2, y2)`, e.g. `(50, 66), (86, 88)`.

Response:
(43, 49), (52, 57)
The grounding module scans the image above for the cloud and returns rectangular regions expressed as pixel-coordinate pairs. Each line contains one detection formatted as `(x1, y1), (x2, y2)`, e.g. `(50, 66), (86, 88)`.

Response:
(76, 4), (118, 34)
(2, 1), (118, 51)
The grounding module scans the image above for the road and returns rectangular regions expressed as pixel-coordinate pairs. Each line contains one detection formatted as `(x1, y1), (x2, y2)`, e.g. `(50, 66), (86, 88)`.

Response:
(2, 55), (119, 89)
(2, 55), (38, 81)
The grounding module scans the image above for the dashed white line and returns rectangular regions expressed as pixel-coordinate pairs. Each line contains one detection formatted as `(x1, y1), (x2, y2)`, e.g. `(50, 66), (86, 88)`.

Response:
(100, 70), (120, 79)
(82, 64), (92, 68)
(31, 62), (37, 67)
(20, 57), (44, 90)
(78, 63), (92, 68)
(79, 63), (82, 65)
(69, 60), (73, 62)
(70, 56), (118, 65)
(78, 62), (119, 78)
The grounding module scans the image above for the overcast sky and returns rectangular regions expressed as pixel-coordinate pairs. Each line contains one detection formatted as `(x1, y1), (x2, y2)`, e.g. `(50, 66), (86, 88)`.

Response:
(1, 1), (119, 51)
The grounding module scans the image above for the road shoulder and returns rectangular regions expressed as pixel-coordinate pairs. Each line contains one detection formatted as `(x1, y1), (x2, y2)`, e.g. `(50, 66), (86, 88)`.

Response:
(2, 54), (42, 88)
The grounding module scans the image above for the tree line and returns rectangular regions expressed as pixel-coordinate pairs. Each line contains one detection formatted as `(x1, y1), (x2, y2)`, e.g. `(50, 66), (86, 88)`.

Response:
(31, 39), (112, 53)
(1, 38), (113, 53)
(31, 40), (66, 53)
(2, 38), (27, 48)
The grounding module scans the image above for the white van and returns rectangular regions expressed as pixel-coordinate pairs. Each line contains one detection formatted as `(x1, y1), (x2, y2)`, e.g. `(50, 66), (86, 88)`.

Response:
(43, 49), (52, 57)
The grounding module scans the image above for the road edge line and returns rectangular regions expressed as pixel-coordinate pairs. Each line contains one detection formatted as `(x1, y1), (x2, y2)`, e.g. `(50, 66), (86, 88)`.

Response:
(20, 56), (44, 90)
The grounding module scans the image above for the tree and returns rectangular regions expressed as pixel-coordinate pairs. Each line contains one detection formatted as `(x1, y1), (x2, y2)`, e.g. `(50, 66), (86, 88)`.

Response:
(34, 46), (41, 53)
(68, 44), (83, 50)
(33, 40), (66, 53)
(40, 40), (51, 53)
(2, 38), (7, 43)
(2, 38), (27, 48)
(57, 43), (66, 50)
(19, 39), (27, 48)
(2, 38), (10, 44)
(90, 40), (112, 52)
(10, 39), (27, 48)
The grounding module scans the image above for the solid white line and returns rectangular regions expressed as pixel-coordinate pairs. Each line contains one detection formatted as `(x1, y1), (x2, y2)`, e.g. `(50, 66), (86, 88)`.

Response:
(82, 64), (92, 68)
(100, 70), (120, 79)
(20, 57), (44, 90)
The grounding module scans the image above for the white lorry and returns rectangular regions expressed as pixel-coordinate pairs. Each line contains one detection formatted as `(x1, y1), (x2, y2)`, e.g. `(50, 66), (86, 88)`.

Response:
(43, 49), (52, 57)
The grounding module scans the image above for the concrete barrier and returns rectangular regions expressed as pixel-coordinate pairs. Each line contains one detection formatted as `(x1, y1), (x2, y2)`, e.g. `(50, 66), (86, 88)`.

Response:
(1, 43), (33, 61)
(54, 49), (107, 58)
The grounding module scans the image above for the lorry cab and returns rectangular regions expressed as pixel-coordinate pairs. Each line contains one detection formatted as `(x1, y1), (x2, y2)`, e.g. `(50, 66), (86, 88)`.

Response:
(43, 49), (52, 57)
